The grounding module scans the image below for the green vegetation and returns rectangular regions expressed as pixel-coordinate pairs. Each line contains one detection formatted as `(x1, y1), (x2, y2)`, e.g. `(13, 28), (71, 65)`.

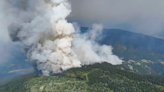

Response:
(0, 73), (38, 92)
(0, 63), (164, 92)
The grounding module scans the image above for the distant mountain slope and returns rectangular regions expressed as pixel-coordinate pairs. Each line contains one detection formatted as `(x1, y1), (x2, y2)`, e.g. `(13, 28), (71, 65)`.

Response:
(81, 27), (164, 60)
(81, 27), (164, 75)
(102, 29), (164, 61)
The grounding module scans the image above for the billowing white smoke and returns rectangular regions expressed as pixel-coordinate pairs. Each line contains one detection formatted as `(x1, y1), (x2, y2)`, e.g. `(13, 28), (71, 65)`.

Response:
(7, 0), (122, 76)
(72, 23), (122, 65)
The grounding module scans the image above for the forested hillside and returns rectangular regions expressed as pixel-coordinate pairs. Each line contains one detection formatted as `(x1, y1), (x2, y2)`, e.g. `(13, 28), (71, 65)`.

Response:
(0, 63), (164, 92)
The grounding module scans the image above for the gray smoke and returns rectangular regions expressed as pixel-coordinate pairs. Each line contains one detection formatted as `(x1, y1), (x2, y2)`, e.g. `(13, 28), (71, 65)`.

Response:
(7, 0), (122, 76)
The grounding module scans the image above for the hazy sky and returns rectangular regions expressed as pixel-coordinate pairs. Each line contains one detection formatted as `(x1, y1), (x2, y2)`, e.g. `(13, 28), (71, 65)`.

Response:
(1, 0), (164, 42)
(68, 0), (164, 39)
